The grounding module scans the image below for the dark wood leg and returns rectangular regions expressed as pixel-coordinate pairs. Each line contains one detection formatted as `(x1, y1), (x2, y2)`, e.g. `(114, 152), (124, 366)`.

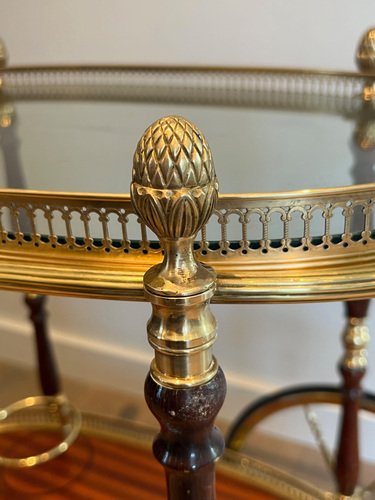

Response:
(23, 294), (61, 396)
(145, 368), (226, 500)
(335, 299), (370, 495)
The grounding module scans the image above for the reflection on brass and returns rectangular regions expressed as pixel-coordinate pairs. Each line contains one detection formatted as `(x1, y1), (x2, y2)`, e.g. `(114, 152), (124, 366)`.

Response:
(131, 116), (218, 387)
(1, 184), (375, 303)
(0, 393), (81, 467)
(341, 317), (370, 370)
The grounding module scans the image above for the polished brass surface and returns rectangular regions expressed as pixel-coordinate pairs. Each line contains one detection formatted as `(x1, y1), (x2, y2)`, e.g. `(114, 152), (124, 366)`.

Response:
(0, 393), (81, 468)
(1, 185), (375, 302)
(341, 317), (370, 370)
(222, 450), (339, 500)
(131, 116), (218, 387)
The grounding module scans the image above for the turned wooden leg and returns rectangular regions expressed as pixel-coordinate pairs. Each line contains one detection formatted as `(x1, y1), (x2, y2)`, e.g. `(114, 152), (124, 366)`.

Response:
(145, 369), (226, 500)
(24, 294), (61, 396)
(131, 116), (225, 499)
(335, 299), (370, 495)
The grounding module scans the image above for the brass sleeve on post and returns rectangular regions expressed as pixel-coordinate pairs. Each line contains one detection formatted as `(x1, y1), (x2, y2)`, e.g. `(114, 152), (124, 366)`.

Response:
(341, 317), (370, 370)
(130, 116), (219, 388)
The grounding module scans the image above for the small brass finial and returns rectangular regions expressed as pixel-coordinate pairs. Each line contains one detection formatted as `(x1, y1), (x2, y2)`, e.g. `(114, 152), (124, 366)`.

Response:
(357, 28), (375, 73)
(131, 117), (219, 387)
(131, 116), (218, 296)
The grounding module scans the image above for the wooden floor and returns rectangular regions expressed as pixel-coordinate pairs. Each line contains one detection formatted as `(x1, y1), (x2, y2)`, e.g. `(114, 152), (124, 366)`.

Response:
(0, 359), (374, 498)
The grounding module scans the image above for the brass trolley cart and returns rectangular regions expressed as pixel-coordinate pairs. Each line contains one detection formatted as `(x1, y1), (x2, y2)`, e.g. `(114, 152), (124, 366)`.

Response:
(0, 27), (374, 500)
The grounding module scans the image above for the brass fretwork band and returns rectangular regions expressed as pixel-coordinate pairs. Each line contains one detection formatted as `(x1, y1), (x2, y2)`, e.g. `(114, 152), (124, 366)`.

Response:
(1, 184), (375, 302)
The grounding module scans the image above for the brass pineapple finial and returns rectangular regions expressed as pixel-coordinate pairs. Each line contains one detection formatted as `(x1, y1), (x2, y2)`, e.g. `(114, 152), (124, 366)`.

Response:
(131, 115), (217, 237)
(131, 115), (218, 296)
(357, 28), (375, 73)
(131, 116), (219, 387)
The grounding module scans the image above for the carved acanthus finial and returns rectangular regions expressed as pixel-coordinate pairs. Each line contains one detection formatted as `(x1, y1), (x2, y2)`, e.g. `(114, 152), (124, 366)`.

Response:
(132, 115), (217, 237)
(131, 116), (219, 387)
(357, 28), (375, 73)
(131, 116), (218, 296)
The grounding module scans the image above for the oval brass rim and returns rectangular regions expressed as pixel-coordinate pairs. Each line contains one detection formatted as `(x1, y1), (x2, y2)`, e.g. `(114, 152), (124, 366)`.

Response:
(1, 185), (375, 303)
(0, 393), (81, 468)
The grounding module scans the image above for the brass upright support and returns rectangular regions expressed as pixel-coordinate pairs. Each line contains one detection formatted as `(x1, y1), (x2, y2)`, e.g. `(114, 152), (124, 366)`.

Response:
(131, 115), (219, 388)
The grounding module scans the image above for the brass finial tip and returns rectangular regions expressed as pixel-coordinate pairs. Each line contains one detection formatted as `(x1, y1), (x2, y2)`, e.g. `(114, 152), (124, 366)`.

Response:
(0, 39), (7, 68)
(132, 115), (215, 190)
(131, 116), (218, 239)
(357, 28), (375, 73)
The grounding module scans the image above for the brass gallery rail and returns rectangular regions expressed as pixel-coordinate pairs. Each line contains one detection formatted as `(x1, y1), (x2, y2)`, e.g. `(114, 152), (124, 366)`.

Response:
(0, 184), (375, 303)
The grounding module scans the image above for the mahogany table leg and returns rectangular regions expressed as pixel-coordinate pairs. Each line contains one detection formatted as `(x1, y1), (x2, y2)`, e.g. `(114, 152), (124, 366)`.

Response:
(335, 299), (370, 495)
(23, 294), (61, 396)
(145, 369), (226, 500)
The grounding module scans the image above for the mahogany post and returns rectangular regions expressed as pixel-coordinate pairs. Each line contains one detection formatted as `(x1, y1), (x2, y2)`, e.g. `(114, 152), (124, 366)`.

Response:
(335, 299), (370, 495)
(145, 370), (226, 499)
(131, 116), (226, 499)
(24, 294), (61, 396)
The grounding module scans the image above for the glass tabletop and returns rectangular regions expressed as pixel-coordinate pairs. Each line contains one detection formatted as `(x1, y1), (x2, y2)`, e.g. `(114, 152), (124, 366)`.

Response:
(0, 79), (374, 195)
(0, 69), (374, 303)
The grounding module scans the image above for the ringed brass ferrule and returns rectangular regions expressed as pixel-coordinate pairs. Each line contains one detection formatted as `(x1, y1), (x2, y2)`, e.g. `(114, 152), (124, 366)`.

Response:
(341, 317), (370, 370)
(144, 284), (218, 388)
(131, 116), (219, 387)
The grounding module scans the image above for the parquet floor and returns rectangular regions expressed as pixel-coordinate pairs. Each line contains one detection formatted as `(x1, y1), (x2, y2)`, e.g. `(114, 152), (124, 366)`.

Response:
(0, 359), (374, 498)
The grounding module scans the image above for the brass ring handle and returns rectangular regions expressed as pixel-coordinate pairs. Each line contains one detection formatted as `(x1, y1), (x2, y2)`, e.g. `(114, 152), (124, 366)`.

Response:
(0, 393), (81, 468)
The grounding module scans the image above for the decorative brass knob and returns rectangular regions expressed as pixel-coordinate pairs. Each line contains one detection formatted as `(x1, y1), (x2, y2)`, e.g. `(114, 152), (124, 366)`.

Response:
(131, 115), (218, 296)
(357, 28), (375, 73)
(131, 116), (219, 387)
